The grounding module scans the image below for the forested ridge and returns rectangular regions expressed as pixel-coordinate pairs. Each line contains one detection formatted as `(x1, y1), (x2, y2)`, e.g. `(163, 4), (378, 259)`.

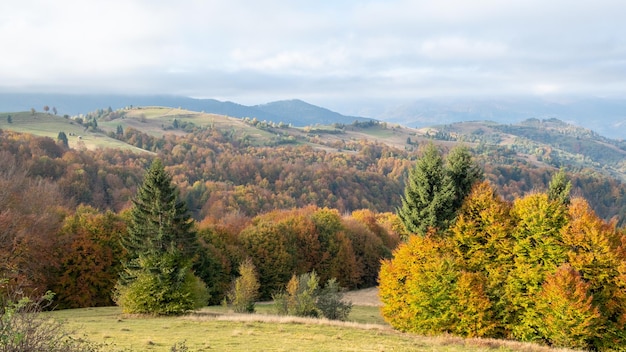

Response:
(4, 106), (626, 349)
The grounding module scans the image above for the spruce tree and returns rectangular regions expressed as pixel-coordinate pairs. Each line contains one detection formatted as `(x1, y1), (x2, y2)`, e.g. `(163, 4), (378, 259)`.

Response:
(398, 144), (482, 236)
(57, 131), (69, 148)
(446, 146), (484, 210)
(397, 143), (455, 236)
(115, 159), (207, 315)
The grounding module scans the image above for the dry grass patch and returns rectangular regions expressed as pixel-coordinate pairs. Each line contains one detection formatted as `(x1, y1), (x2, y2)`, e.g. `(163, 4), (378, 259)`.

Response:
(48, 305), (581, 351)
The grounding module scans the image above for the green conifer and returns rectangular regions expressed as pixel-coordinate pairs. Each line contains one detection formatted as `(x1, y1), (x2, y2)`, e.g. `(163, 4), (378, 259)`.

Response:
(446, 146), (484, 210)
(115, 159), (206, 315)
(548, 169), (572, 205)
(398, 144), (455, 236)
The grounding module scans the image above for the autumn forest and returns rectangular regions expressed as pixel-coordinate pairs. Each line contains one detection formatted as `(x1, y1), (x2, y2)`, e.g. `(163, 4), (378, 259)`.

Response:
(3, 107), (626, 350)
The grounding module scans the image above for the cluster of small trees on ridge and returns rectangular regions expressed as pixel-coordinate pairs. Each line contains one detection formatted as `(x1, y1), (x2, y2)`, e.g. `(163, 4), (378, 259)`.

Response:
(381, 144), (626, 350)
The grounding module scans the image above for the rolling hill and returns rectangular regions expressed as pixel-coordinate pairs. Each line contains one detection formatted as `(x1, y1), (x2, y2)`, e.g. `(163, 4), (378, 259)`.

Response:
(4, 104), (626, 224)
(2, 104), (626, 182)
(0, 93), (371, 128)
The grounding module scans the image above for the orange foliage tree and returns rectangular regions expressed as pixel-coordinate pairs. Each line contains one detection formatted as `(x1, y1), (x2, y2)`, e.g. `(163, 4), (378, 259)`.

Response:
(52, 205), (127, 308)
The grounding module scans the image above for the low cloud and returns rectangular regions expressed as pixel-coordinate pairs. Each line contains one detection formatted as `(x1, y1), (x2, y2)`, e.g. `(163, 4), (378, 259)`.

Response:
(1, 0), (626, 106)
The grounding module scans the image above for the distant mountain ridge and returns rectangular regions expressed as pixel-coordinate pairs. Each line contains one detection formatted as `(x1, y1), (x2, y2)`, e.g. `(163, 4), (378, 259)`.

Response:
(3, 93), (626, 139)
(0, 93), (370, 127)
(378, 96), (626, 139)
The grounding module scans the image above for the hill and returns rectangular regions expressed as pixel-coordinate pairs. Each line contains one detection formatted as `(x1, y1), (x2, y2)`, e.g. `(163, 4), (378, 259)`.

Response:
(254, 99), (367, 126)
(378, 96), (626, 139)
(0, 93), (371, 128)
(3, 105), (626, 223)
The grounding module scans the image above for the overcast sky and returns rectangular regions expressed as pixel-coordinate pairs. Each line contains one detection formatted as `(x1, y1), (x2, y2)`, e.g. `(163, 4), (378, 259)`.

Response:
(1, 0), (625, 109)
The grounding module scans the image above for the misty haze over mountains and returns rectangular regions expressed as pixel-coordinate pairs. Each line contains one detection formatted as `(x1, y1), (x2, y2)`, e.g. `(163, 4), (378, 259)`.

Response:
(1, 93), (626, 139)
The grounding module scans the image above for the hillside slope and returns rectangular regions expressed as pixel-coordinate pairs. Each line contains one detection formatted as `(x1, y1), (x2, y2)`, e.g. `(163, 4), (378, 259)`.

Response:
(3, 105), (626, 223)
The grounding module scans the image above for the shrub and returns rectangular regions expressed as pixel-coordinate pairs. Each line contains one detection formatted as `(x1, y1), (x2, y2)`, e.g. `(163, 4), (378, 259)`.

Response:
(226, 259), (260, 313)
(273, 272), (352, 320)
(0, 283), (99, 352)
(316, 278), (352, 321)
(115, 253), (208, 315)
(274, 272), (320, 318)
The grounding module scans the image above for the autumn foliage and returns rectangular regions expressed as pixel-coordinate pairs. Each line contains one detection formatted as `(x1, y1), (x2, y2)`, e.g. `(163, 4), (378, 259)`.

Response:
(379, 181), (626, 350)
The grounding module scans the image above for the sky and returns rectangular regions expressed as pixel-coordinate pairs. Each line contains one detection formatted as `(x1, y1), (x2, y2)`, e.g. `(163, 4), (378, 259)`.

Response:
(1, 0), (626, 111)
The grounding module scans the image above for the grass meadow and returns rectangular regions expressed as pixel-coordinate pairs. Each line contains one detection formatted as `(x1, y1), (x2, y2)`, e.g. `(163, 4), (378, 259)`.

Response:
(47, 304), (577, 352)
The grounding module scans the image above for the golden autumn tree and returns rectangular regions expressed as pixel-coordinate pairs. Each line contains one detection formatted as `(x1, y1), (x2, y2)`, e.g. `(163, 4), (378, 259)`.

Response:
(561, 197), (626, 349)
(379, 232), (458, 334)
(449, 181), (514, 337)
(505, 192), (569, 340)
(450, 272), (497, 337)
(535, 264), (601, 349)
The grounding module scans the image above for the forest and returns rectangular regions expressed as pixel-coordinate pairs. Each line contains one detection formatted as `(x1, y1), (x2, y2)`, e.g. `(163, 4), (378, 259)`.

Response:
(3, 110), (626, 350)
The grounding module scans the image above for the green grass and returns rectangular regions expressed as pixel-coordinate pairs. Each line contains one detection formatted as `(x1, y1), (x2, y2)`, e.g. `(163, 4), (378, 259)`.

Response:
(47, 306), (571, 352)
(354, 125), (396, 138)
(0, 112), (145, 151)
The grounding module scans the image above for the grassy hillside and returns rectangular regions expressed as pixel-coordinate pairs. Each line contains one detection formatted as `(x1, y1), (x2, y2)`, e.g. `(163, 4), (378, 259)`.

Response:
(0, 111), (143, 151)
(4, 104), (626, 188)
(5, 105), (626, 220)
(48, 305), (572, 352)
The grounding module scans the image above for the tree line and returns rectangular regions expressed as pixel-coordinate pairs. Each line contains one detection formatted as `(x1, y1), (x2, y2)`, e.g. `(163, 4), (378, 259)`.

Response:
(0, 146), (401, 311)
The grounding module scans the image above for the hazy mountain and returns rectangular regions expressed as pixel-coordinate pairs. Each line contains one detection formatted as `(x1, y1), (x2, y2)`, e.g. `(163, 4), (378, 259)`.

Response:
(253, 99), (367, 126)
(3, 93), (626, 139)
(0, 94), (368, 128)
(376, 96), (626, 139)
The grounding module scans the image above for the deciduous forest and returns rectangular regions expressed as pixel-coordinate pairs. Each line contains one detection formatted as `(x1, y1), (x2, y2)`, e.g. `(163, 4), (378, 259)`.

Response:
(2, 116), (626, 350)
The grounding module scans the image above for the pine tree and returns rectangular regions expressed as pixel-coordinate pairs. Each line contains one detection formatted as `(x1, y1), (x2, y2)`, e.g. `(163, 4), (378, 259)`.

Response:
(397, 143), (453, 235)
(115, 159), (207, 315)
(123, 159), (197, 260)
(57, 131), (68, 148)
(446, 146), (484, 211)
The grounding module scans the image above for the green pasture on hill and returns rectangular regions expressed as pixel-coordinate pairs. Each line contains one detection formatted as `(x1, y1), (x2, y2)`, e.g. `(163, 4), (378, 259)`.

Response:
(48, 306), (570, 352)
(0, 111), (145, 151)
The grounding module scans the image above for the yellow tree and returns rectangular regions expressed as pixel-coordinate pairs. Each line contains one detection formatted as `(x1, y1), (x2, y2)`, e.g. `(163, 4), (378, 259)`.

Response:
(379, 233), (458, 334)
(535, 264), (601, 349)
(505, 192), (568, 340)
(561, 197), (626, 349)
(449, 181), (514, 337)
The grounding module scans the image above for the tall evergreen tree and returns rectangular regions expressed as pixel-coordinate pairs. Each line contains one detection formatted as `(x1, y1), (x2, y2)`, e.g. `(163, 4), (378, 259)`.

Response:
(398, 144), (482, 236)
(123, 159), (197, 259)
(115, 159), (207, 315)
(446, 146), (484, 210)
(397, 143), (455, 236)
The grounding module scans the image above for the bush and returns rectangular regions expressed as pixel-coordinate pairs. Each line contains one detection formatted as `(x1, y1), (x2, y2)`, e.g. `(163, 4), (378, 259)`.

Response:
(0, 283), (99, 352)
(225, 259), (260, 313)
(316, 278), (352, 321)
(115, 253), (208, 315)
(274, 272), (320, 318)
(273, 272), (351, 320)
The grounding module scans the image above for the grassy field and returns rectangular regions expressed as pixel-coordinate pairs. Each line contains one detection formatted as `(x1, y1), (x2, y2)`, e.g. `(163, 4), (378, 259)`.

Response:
(0, 107), (425, 153)
(47, 305), (574, 352)
(0, 111), (145, 151)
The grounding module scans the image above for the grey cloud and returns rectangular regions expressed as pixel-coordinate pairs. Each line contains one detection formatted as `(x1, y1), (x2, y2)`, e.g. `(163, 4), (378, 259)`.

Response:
(2, 0), (626, 105)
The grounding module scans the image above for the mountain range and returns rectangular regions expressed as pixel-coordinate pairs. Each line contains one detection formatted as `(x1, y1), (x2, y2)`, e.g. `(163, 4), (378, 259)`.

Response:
(0, 94), (370, 128)
(2, 93), (626, 139)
